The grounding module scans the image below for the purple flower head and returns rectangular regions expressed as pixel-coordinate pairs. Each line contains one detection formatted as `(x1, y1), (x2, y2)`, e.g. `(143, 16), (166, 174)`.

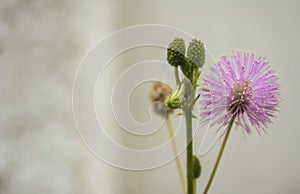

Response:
(200, 51), (280, 134)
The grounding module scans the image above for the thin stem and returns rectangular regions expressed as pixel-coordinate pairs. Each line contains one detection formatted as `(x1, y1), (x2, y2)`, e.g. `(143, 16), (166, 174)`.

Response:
(174, 66), (180, 85)
(193, 179), (197, 194)
(185, 109), (194, 194)
(203, 114), (236, 194)
(166, 115), (187, 194)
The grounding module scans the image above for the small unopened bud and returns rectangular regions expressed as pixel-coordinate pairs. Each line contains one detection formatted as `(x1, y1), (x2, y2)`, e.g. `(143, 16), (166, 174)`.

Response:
(187, 39), (205, 68)
(192, 155), (201, 179)
(167, 38), (186, 67)
(166, 78), (194, 110)
(166, 85), (182, 109)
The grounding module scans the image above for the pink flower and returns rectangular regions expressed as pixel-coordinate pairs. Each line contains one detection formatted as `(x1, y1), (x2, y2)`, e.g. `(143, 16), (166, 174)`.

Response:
(200, 51), (280, 134)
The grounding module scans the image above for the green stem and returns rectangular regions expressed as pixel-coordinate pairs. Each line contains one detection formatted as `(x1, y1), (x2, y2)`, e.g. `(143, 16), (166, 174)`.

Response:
(203, 114), (236, 194)
(185, 109), (194, 194)
(174, 66), (180, 85)
(193, 179), (197, 194)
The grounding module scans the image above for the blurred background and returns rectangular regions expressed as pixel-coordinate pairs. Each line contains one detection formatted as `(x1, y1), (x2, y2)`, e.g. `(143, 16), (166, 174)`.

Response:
(1, 0), (300, 193)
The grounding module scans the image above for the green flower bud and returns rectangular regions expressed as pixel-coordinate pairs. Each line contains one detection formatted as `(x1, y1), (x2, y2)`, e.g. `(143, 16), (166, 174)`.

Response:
(187, 39), (205, 69)
(192, 155), (201, 179)
(166, 78), (194, 110)
(166, 85), (182, 109)
(167, 38), (186, 67)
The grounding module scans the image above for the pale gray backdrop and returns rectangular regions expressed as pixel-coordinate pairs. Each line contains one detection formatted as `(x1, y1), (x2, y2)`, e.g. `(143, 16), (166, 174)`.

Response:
(0, 0), (299, 194)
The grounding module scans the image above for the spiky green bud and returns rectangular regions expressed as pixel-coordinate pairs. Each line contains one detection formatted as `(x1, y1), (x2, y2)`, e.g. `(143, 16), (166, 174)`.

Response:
(187, 39), (205, 68)
(167, 38), (186, 67)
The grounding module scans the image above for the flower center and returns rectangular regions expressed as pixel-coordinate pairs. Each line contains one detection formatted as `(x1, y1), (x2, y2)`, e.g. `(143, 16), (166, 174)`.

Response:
(228, 78), (252, 115)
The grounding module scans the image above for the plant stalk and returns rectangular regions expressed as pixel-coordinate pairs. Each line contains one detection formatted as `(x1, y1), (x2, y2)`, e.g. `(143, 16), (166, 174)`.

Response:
(174, 66), (180, 85)
(185, 109), (194, 194)
(203, 114), (236, 194)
